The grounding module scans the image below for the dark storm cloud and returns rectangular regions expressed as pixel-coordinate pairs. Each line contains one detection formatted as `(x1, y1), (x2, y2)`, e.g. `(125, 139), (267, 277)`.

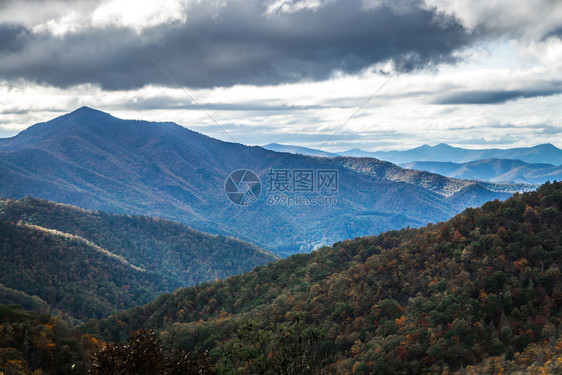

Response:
(433, 87), (562, 105)
(0, 0), (471, 89)
(0, 24), (28, 53)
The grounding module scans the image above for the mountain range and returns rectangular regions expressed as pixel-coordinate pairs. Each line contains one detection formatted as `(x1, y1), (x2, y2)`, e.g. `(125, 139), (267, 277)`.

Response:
(1, 108), (561, 373)
(401, 158), (562, 184)
(0, 107), (522, 254)
(0, 197), (276, 321)
(263, 142), (562, 165)
(264, 143), (562, 185)
(83, 181), (562, 374)
(341, 143), (562, 164)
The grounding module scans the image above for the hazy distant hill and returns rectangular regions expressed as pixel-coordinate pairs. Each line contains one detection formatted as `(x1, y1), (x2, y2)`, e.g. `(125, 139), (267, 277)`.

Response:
(402, 158), (562, 184)
(0, 197), (276, 320)
(263, 143), (339, 157)
(263, 143), (562, 165)
(263, 142), (562, 184)
(0, 107), (519, 254)
(84, 182), (562, 374)
(341, 143), (562, 164)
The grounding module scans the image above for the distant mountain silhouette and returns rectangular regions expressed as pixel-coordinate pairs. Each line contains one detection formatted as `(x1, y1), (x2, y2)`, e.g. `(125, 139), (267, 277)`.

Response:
(402, 158), (562, 184)
(0, 107), (520, 254)
(263, 143), (339, 157)
(262, 142), (562, 184)
(261, 142), (562, 166)
(342, 143), (562, 164)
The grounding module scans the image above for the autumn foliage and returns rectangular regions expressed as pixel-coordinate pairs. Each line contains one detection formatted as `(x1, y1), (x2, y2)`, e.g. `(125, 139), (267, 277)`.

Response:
(85, 182), (562, 374)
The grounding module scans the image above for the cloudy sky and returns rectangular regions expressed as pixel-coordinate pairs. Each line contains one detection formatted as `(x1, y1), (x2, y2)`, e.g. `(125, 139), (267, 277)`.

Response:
(1, 0), (561, 151)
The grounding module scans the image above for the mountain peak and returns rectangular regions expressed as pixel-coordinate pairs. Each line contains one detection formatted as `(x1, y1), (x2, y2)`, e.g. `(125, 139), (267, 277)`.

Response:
(5, 106), (125, 146)
(534, 143), (559, 150)
(411, 144), (431, 151)
(74, 106), (98, 112)
(433, 143), (454, 149)
(64, 106), (115, 120)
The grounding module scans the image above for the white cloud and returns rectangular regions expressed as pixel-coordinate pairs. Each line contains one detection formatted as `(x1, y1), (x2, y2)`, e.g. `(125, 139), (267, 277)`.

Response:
(91, 0), (188, 32)
(422, 0), (562, 39)
(1, 0), (191, 36)
(32, 12), (83, 36)
(518, 37), (562, 72)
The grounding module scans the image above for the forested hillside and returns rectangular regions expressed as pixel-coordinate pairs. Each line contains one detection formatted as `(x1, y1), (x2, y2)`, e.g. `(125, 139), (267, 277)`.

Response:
(0, 198), (277, 321)
(0, 304), (99, 374)
(84, 182), (562, 374)
(0, 218), (174, 321)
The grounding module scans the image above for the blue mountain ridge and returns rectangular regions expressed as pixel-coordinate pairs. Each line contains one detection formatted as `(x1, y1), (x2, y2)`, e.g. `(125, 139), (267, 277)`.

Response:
(0, 107), (522, 254)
